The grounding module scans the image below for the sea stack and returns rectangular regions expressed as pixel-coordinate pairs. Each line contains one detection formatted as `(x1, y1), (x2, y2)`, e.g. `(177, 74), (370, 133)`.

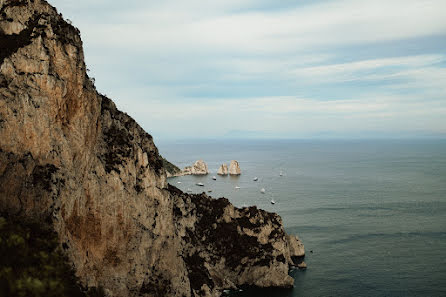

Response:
(217, 163), (229, 175)
(229, 160), (241, 175)
(182, 159), (209, 175)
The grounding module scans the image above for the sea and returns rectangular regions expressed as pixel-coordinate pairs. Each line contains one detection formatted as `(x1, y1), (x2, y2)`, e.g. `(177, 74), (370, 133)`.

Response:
(157, 139), (446, 297)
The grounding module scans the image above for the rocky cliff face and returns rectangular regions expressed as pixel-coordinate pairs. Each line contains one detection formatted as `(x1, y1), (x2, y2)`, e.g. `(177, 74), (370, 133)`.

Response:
(228, 160), (241, 176)
(0, 1), (304, 296)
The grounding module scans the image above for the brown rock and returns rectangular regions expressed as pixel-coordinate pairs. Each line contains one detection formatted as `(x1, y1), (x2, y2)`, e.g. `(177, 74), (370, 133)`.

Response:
(181, 159), (209, 175)
(229, 160), (241, 175)
(217, 163), (228, 175)
(287, 234), (305, 258)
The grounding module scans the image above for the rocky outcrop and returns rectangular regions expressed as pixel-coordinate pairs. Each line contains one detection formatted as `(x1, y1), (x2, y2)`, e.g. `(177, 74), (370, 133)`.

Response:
(287, 234), (305, 259)
(170, 185), (304, 292)
(0, 1), (304, 296)
(217, 163), (228, 176)
(229, 160), (241, 175)
(181, 159), (209, 176)
(162, 156), (181, 177)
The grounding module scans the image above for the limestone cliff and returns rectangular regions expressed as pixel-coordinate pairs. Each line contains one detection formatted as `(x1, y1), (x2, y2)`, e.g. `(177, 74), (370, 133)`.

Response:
(0, 1), (304, 297)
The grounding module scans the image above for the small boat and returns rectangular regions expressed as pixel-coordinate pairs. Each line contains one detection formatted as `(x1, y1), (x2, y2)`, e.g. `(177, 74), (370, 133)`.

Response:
(212, 176), (217, 180)
(271, 199), (276, 204)
(196, 182), (204, 186)
(208, 190), (212, 193)
(253, 177), (258, 181)
(279, 171), (283, 176)
(260, 188), (265, 194)
(186, 188), (192, 192)
(235, 186), (241, 189)
(177, 181), (182, 184)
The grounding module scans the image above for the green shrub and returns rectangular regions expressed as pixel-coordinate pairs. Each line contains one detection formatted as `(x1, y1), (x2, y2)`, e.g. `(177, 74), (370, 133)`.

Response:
(161, 156), (181, 175)
(0, 216), (104, 297)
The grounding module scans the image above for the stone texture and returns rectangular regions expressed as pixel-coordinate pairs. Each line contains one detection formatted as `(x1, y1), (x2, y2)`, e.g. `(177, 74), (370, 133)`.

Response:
(287, 234), (305, 258)
(0, 1), (304, 296)
(170, 185), (302, 292)
(217, 163), (228, 176)
(228, 160), (241, 175)
(182, 159), (209, 175)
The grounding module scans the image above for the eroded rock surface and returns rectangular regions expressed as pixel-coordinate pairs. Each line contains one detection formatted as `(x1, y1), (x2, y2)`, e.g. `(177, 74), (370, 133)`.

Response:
(170, 185), (303, 292)
(229, 160), (241, 175)
(182, 159), (209, 176)
(0, 1), (304, 296)
(217, 163), (228, 176)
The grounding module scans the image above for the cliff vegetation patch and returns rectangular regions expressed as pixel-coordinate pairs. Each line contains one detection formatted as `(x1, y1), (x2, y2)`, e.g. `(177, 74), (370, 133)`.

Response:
(0, 215), (104, 297)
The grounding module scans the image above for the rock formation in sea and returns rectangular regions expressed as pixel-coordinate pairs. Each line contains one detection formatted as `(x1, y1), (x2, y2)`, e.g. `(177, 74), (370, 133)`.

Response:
(182, 159), (209, 175)
(229, 160), (241, 175)
(217, 163), (228, 175)
(0, 1), (304, 296)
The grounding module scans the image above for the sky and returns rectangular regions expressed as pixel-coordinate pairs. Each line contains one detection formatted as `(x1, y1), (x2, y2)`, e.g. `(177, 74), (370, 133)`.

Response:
(50, 0), (446, 140)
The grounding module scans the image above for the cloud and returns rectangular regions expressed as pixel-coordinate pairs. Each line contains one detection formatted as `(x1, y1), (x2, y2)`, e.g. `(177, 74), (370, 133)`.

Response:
(47, 0), (446, 139)
(60, 0), (446, 55)
(113, 93), (446, 139)
(289, 55), (446, 96)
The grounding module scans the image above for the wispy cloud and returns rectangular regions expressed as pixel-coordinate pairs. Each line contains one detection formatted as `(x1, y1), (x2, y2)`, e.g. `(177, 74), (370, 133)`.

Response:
(113, 94), (446, 138)
(49, 0), (446, 139)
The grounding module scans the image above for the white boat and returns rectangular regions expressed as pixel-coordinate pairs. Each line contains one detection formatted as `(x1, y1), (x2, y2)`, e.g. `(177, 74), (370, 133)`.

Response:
(260, 188), (266, 194)
(177, 181), (182, 184)
(212, 176), (217, 180)
(279, 171), (283, 176)
(196, 182), (204, 186)
(271, 199), (276, 204)
(235, 186), (241, 189)
(253, 177), (258, 181)
(186, 188), (192, 192)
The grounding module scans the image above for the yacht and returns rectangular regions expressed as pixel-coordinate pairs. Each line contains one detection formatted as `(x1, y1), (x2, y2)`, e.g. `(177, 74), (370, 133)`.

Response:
(260, 188), (266, 194)
(235, 186), (241, 189)
(212, 176), (217, 180)
(271, 199), (276, 205)
(253, 177), (258, 181)
(196, 182), (204, 186)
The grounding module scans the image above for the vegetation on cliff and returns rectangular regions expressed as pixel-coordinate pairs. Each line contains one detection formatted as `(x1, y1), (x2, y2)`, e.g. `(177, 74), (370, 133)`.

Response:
(161, 156), (181, 176)
(0, 215), (104, 297)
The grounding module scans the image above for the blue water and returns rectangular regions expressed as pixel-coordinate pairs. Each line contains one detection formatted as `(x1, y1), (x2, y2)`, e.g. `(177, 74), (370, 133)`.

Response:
(158, 139), (446, 297)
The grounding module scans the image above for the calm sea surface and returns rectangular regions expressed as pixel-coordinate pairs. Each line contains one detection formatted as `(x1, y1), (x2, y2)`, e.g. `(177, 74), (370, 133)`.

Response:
(158, 139), (446, 297)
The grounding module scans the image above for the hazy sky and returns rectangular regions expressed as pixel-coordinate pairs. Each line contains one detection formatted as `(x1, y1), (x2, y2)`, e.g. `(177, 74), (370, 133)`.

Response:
(50, 0), (446, 140)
